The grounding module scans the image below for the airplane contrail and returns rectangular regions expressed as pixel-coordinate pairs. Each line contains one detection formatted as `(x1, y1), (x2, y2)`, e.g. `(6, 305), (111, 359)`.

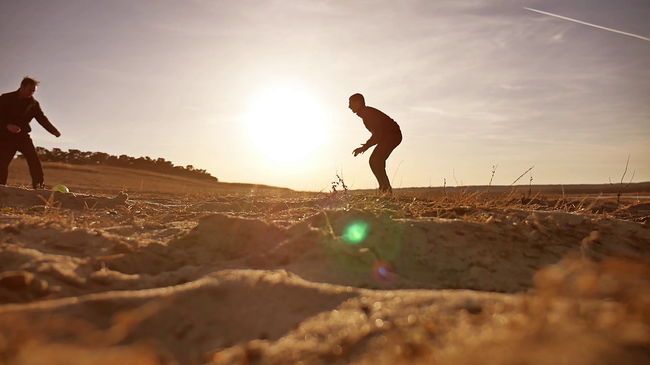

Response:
(524, 7), (650, 42)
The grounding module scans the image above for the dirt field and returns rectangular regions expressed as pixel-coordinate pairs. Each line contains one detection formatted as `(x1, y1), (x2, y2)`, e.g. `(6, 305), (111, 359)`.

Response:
(1, 163), (649, 364)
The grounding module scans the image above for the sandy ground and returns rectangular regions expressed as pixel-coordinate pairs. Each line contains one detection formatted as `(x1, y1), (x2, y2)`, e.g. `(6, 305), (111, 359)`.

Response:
(1, 185), (649, 364)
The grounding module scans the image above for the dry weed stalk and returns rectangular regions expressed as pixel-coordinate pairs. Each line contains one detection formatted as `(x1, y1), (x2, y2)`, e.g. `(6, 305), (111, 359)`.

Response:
(481, 164), (499, 206)
(443, 178), (447, 198)
(609, 154), (635, 208)
(391, 160), (404, 188)
(487, 164), (498, 194)
(552, 185), (567, 211)
(509, 166), (534, 187)
(331, 174), (349, 195)
(524, 191), (542, 206)
(36, 191), (65, 220)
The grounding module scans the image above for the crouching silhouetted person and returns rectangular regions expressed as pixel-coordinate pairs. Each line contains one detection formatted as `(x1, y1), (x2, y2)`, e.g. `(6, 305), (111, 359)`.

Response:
(0, 77), (61, 189)
(349, 93), (402, 194)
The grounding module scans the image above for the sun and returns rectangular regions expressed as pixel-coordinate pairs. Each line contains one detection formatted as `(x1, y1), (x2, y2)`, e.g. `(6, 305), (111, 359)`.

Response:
(246, 88), (327, 162)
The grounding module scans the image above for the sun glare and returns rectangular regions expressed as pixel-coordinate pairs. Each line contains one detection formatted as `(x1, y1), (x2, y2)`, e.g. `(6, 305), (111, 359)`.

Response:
(246, 88), (327, 162)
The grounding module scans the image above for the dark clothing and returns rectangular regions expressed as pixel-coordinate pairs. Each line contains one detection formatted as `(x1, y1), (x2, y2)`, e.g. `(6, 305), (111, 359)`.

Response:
(0, 90), (59, 187)
(369, 133), (402, 193)
(0, 90), (59, 137)
(356, 106), (401, 149)
(356, 106), (402, 193)
(0, 135), (43, 186)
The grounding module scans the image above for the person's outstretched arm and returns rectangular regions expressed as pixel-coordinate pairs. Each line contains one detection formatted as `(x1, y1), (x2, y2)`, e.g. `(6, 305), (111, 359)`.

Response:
(33, 102), (61, 137)
(356, 107), (387, 153)
(353, 134), (378, 156)
(362, 134), (378, 150)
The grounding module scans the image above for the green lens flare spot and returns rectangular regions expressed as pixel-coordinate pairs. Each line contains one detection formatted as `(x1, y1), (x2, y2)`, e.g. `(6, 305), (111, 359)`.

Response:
(342, 221), (370, 245)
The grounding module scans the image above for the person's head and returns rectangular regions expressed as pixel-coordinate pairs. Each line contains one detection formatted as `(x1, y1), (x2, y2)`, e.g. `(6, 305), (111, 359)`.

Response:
(348, 93), (365, 113)
(18, 77), (39, 98)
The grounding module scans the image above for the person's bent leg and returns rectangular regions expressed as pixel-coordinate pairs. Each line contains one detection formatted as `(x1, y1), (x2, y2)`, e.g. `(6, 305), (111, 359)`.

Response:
(0, 143), (18, 185)
(369, 144), (392, 192)
(369, 136), (401, 193)
(17, 138), (44, 189)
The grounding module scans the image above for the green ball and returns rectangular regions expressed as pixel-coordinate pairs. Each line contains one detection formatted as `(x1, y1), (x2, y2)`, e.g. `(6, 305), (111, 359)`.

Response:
(52, 185), (69, 193)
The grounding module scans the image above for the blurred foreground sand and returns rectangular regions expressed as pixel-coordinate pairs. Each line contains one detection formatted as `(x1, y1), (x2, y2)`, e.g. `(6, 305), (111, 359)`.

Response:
(1, 184), (649, 364)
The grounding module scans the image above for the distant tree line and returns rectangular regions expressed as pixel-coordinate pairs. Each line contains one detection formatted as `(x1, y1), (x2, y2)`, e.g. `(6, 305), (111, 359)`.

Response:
(17, 147), (218, 182)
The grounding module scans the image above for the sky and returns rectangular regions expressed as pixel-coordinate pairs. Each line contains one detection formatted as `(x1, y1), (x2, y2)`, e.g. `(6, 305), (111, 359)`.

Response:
(1, 0), (648, 191)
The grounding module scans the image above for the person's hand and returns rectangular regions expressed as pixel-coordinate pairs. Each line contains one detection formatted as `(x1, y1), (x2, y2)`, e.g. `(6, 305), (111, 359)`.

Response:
(352, 146), (366, 157)
(53, 131), (61, 138)
(6, 124), (21, 133)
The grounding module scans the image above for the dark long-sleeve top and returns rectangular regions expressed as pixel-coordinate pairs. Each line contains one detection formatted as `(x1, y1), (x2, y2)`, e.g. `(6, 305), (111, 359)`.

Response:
(0, 90), (59, 137)
(356, 106), (401, 148)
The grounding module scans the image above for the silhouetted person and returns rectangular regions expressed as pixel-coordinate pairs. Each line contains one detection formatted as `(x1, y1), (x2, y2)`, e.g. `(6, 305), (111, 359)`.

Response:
(0, 77), (61, 189)
(349, 93), (402, 193)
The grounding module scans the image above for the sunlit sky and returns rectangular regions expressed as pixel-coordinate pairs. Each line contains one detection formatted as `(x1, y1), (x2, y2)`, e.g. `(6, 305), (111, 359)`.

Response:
(1, 0), (648, 191)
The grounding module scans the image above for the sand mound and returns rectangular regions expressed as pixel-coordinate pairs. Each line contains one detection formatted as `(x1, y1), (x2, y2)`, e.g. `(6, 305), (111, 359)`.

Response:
(0, 270), (356, 364)
(2, 259), (649, 364)
(2, 207), (649, 306)
(115, 208), (650, 292)
(1, 189), (649, 364)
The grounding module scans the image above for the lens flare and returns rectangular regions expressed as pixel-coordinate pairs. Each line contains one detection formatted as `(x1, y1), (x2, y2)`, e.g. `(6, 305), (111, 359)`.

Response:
(372, 260), (395, 284)
(342, 221), (370, 245)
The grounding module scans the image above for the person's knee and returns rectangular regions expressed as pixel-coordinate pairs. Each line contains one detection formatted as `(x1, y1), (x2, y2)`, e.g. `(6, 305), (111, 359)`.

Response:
(369, 155), (385, 169)
(369, 158), (381, 172)
(369, 151), (379, 163)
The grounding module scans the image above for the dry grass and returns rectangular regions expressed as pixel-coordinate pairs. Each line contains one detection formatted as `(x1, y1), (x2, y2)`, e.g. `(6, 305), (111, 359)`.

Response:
(1, 163), (649, 364)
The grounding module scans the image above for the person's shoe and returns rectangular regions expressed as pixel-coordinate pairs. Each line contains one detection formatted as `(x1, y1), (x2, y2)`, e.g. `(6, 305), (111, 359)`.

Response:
(379, 186), (393, 195)
(32, 182), (45, 190)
